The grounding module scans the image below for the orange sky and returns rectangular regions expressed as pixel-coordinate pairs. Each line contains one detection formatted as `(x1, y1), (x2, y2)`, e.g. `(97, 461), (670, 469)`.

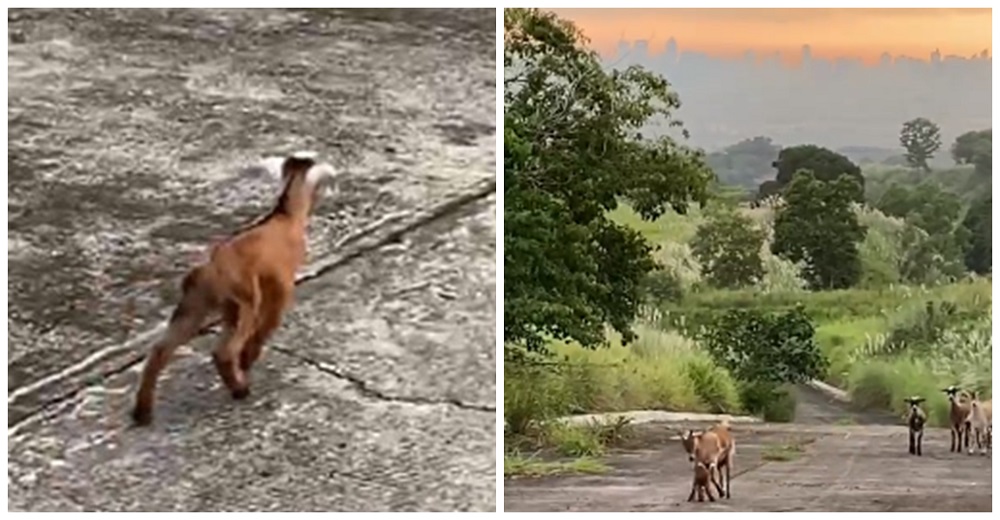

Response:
(550, 8), (992, 66)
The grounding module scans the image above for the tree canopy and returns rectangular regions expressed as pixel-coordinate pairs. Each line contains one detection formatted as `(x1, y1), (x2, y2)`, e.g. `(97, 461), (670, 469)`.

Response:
(504, 8), (713, 352)
(767, 145), (863, 201)
(772, 170), (866, 290)
(691, 207), (766, 289)
(899, 117), (942, 172)
(951, 129), (992, 177)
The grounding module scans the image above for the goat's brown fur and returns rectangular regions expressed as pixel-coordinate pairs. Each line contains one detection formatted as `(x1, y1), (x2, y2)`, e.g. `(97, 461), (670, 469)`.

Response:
(132, 154), (335, 426)
(687, 429), (725, 503)
(944, 386), (972, 453)
(679, 420), (735, 499)
(968, 392), (992, 456)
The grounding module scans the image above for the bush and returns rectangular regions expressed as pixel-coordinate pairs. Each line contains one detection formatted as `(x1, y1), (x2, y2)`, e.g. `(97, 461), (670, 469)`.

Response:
(544, 423), (604, 457)
(684, 356), (742, 414)
(504, 361), (572, 436)
(736, 381), (795, 422)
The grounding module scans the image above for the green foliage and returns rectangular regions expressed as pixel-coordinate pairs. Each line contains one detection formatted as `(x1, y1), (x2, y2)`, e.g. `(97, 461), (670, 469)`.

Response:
(772, 171), (866, 290)
(872, 182), (968, 284)
(899, 117), (942, 172)
(640, 268), (685, 304)
(503, 8), (713, 351)
(683, 356), (743, 414)
(703, 307), (828, 385)
(738, 381), (797, 422)
(770, 144), (864, 200)
(962, 195), (991, 274)
(690, 206), (766, 289)
(951, 128), (992, 177)
(544, 422), (604, 457)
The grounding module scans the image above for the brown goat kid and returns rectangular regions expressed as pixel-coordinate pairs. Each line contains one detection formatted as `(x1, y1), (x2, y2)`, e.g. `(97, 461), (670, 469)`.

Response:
(688, 429), (726, 503)
(944, 385), (972, 453)
(132, 153), (338, 426)
(680, 420), (735, 499)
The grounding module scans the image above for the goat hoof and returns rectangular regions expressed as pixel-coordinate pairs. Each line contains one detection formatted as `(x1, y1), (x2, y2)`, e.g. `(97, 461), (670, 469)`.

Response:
(231, 386), (251, 400)
(131, 406), (153, 426)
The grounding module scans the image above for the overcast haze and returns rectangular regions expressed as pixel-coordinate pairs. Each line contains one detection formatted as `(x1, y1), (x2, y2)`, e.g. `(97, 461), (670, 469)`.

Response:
(552, 8), (992, 152)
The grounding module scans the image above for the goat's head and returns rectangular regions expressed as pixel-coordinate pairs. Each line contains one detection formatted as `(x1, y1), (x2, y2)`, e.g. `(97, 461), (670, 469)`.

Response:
(943, 385), (962, 402)
(252, 151), (341, 212)
(679, 429), (700, 462)
(904, 396), (925, 410)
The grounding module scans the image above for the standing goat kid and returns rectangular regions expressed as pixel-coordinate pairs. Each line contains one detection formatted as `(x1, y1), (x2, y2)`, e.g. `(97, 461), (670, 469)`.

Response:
(904, 396), (926, 456)
(967, 391), (992, 456)
(688, 429), (726, 503)
(943, 385), (972, 453)
(679, 420), (735, 499)
(132, 152), (338, 426)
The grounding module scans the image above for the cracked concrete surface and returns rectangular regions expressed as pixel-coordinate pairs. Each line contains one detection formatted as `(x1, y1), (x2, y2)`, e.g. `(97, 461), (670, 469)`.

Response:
(8, 8), (496, 512)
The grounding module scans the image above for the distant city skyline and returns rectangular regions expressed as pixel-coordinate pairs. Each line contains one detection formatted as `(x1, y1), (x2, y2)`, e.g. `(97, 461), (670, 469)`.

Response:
(616, 36), (992, 70)
(551, 8), (992, 67)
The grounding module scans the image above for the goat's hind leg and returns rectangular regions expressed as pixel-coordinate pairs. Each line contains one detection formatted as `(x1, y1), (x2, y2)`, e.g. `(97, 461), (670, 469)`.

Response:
(132, 298), (206, 425)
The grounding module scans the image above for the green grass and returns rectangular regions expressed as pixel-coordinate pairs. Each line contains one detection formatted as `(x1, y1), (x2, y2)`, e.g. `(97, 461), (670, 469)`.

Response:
(761, 443), (806, 462)
(504, 454), (609, 478)
(607, 203), (703, 245)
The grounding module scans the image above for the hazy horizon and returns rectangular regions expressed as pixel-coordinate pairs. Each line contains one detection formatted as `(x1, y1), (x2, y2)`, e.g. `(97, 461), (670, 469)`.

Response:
(547, 8), (992, 153)
(551, 8), (992, 66)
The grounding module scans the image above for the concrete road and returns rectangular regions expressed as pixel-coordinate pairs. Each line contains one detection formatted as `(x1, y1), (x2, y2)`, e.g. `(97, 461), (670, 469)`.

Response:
(8, 8), (496, 511)
(504, 386), (991, 512)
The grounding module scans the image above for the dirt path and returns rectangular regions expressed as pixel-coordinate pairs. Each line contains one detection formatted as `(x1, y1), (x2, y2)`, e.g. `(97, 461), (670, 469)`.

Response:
(505, 387), (991, 511)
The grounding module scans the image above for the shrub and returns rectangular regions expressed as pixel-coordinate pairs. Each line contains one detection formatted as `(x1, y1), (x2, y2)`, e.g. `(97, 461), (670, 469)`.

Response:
(684, 356), (742, 414)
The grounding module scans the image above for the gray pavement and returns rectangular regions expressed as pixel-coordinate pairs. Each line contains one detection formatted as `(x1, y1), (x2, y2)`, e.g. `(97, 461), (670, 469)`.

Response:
(8, 8), (496, 512)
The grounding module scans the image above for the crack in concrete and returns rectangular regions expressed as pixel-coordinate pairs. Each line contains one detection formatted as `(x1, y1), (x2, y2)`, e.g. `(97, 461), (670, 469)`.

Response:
(8, 178), (496, 434)
(272, 345), (495, 414)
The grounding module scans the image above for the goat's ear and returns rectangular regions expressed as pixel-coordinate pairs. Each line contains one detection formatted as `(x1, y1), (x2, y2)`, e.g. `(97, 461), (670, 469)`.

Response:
(246, 156), (288, 182)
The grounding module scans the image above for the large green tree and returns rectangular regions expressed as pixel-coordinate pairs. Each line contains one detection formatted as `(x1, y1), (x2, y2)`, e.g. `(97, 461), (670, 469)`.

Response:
(951, 129), (992, 177)
(765, 145), (863, 201)
(961, 195), (992, 275)
(899, 117), (942, 172)
(772, 171), (866, 290)
(504, 9), (713, 352)
(691, 207), (766, 289)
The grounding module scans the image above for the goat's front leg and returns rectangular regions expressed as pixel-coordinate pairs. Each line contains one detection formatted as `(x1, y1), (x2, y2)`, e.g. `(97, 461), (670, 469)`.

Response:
(916, 429), (923, 456)
(212, 302), (256, 400)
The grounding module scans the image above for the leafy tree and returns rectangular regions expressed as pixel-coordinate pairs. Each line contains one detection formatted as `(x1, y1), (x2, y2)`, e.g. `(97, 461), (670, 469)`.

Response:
(771, 145), (863, 201)
(504, 9), (713, 351)
(703, 307), (827, 386)
(772, 170), (866, 290)
(899, 117), (942, 172)
(961, 195), (991, 274)
(690, 207), (766, 289)
(951, 129), (992, 177)
(875, 183), (970, 283)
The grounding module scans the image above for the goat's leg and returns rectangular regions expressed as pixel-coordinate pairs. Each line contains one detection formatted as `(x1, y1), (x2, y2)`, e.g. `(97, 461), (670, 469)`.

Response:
(711, 465), (724, 496)
(212, 301), (257, 400)
(132, 301), (205, 426)
(949, 426), (956, 452)
(724, 458), (732, 498)
(687, 483), (696, 502)
(916, 429), (923, 456)
(908, 430), (916, 455)
(239, 279), (290, 372)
